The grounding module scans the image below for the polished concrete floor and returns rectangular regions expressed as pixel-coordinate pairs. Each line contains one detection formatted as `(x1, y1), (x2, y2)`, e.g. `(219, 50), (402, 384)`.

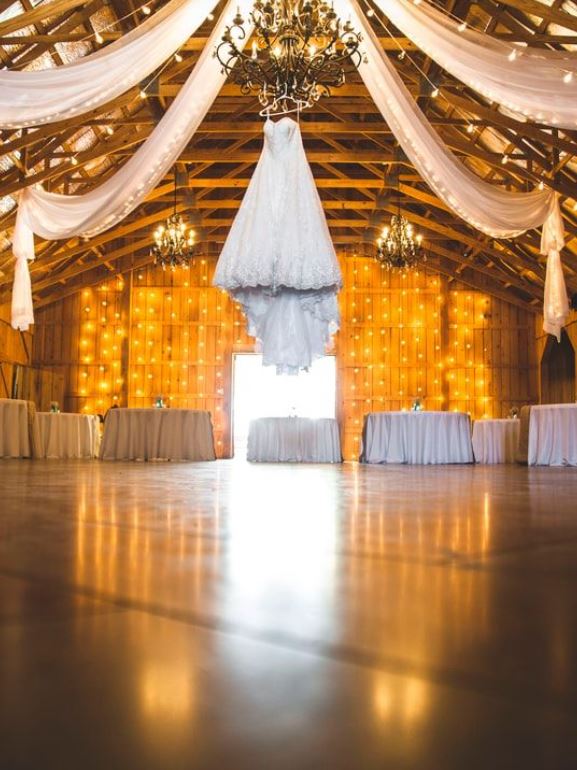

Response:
(1, 459), (577, 769)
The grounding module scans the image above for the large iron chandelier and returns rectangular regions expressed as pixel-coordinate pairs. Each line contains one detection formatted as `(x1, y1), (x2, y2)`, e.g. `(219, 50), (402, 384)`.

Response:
(375, 215), (425, 271)
(151, 169), (196, 270)
(215, 0), (364, 111)
(375, 151), (426, 271)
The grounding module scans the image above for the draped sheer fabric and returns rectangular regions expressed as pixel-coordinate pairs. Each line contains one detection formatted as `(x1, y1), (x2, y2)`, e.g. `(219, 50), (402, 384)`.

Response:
(0, 0), (219, 129)
(9, 0), (570, 341)
(541, 198), (570, 340)
(339, 0), (568, 339)
(11, 0), (252, 330)
(375, 0), (577, 130)
(342, 0), (560, 239)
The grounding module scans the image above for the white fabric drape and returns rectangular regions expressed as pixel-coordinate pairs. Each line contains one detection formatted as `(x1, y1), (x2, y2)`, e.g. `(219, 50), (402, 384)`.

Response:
(0, 0), (219, 129)
(342, 0), (559, 239)
(11, 0), (252, 330)
(541, 196), (570, 340)
(11, 252), (34, 331)
(340, 0), (567, 338)
(375, 0), (577, 130)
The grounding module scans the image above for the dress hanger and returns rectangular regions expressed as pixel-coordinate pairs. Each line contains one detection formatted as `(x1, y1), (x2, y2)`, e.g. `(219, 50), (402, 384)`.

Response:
(259, 90), (308, 120)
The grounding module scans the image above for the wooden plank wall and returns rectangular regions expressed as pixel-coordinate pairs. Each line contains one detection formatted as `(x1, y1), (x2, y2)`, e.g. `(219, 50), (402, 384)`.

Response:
(0, 302), (33, 397)
(32, 257), (538, 459)
(535, 310), (577, 403)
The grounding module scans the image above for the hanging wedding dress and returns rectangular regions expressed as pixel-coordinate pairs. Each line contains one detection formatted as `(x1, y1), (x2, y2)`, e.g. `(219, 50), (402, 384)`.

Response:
(213, 117), (342, 374)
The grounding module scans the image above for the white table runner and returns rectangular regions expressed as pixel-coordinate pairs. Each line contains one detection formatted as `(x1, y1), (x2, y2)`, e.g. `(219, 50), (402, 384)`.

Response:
(100, 408), (216, 461)
(360, 411), (474, 465)
(247, 417), (342, 463)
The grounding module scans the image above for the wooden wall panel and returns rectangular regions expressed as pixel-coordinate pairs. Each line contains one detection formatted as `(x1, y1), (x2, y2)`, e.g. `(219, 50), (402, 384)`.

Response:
(0, 302), (33, 397)
(33, 257), (539, 460)
(535, 310), (577, 403)
(336, 259), (538, 458)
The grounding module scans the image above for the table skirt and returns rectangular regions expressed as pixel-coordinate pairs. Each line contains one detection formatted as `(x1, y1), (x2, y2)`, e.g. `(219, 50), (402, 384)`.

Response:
(527, 404), (577, 466)
(0, 398), (39, 458)
(472, 419), (520, 464)
(360, 411), (474, 465)
(247, 417), (342, 463)
(100, 408), (216, 461)
(35, 412), (101, 459)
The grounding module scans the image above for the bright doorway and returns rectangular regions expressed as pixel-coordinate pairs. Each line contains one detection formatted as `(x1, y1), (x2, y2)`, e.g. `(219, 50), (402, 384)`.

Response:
(232, 354), (337, 457)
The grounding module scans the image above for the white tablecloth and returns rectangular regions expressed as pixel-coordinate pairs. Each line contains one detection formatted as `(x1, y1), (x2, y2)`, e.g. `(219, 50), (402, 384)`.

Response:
(360, 411), (474, 465)
(100, 408), (216, 461)
(472, 419), (520, 464)
(247, 417), (342, 463)
(35, 412), (101, 459)
(0, 398), (37, 458)
(528, 404), (577, 466)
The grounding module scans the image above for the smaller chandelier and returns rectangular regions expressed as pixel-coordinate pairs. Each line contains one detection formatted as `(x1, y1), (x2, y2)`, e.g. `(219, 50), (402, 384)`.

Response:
(215, 0), (364, 111)
(376, 214), (425, 271)
(151, 170), (196, 270)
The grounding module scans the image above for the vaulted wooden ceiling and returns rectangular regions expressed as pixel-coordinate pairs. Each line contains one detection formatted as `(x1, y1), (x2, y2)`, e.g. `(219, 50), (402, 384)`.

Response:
(1, 0), (577, 313)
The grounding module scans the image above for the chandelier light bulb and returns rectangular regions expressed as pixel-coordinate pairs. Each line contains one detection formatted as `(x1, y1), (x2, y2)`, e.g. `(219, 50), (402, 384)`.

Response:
(141, 4), (151, 14)
(563, 71), (573, 83)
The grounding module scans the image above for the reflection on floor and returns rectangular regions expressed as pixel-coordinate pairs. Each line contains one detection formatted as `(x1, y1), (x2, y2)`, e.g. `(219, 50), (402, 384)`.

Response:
(1, 459), (577, 769)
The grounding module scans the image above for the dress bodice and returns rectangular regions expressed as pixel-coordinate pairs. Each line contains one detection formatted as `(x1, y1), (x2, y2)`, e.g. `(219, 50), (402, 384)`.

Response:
(263, 117), (298, 157)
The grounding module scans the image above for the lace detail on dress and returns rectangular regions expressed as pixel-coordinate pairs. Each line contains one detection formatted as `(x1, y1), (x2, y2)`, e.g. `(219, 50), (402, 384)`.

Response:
(213, 117), (342, 374)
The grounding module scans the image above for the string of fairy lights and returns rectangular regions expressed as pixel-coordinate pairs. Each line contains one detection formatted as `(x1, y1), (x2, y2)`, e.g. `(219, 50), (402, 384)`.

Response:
(67, 256), (515, 459)
(12, 0), (540, 456)
(359, 0), (556, 192)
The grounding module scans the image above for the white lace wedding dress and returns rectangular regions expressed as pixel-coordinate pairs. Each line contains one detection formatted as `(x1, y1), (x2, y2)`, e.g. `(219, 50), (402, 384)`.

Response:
(213, 117), (342, 374)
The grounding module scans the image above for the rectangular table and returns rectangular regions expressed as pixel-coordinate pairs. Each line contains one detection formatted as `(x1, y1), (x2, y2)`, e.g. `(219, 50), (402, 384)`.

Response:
(100, 408), (216, 461)
(527, 404), (577, 466)
(35, 412), (101, 459)
(360, 411), (474, 465)
(247, 417), (342, 463)
(472, 418), (520, 464)
(0, 398), (39, 459)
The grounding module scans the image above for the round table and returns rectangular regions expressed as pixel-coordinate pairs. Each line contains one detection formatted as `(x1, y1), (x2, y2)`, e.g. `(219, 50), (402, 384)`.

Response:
(472, 418), (520, 464)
